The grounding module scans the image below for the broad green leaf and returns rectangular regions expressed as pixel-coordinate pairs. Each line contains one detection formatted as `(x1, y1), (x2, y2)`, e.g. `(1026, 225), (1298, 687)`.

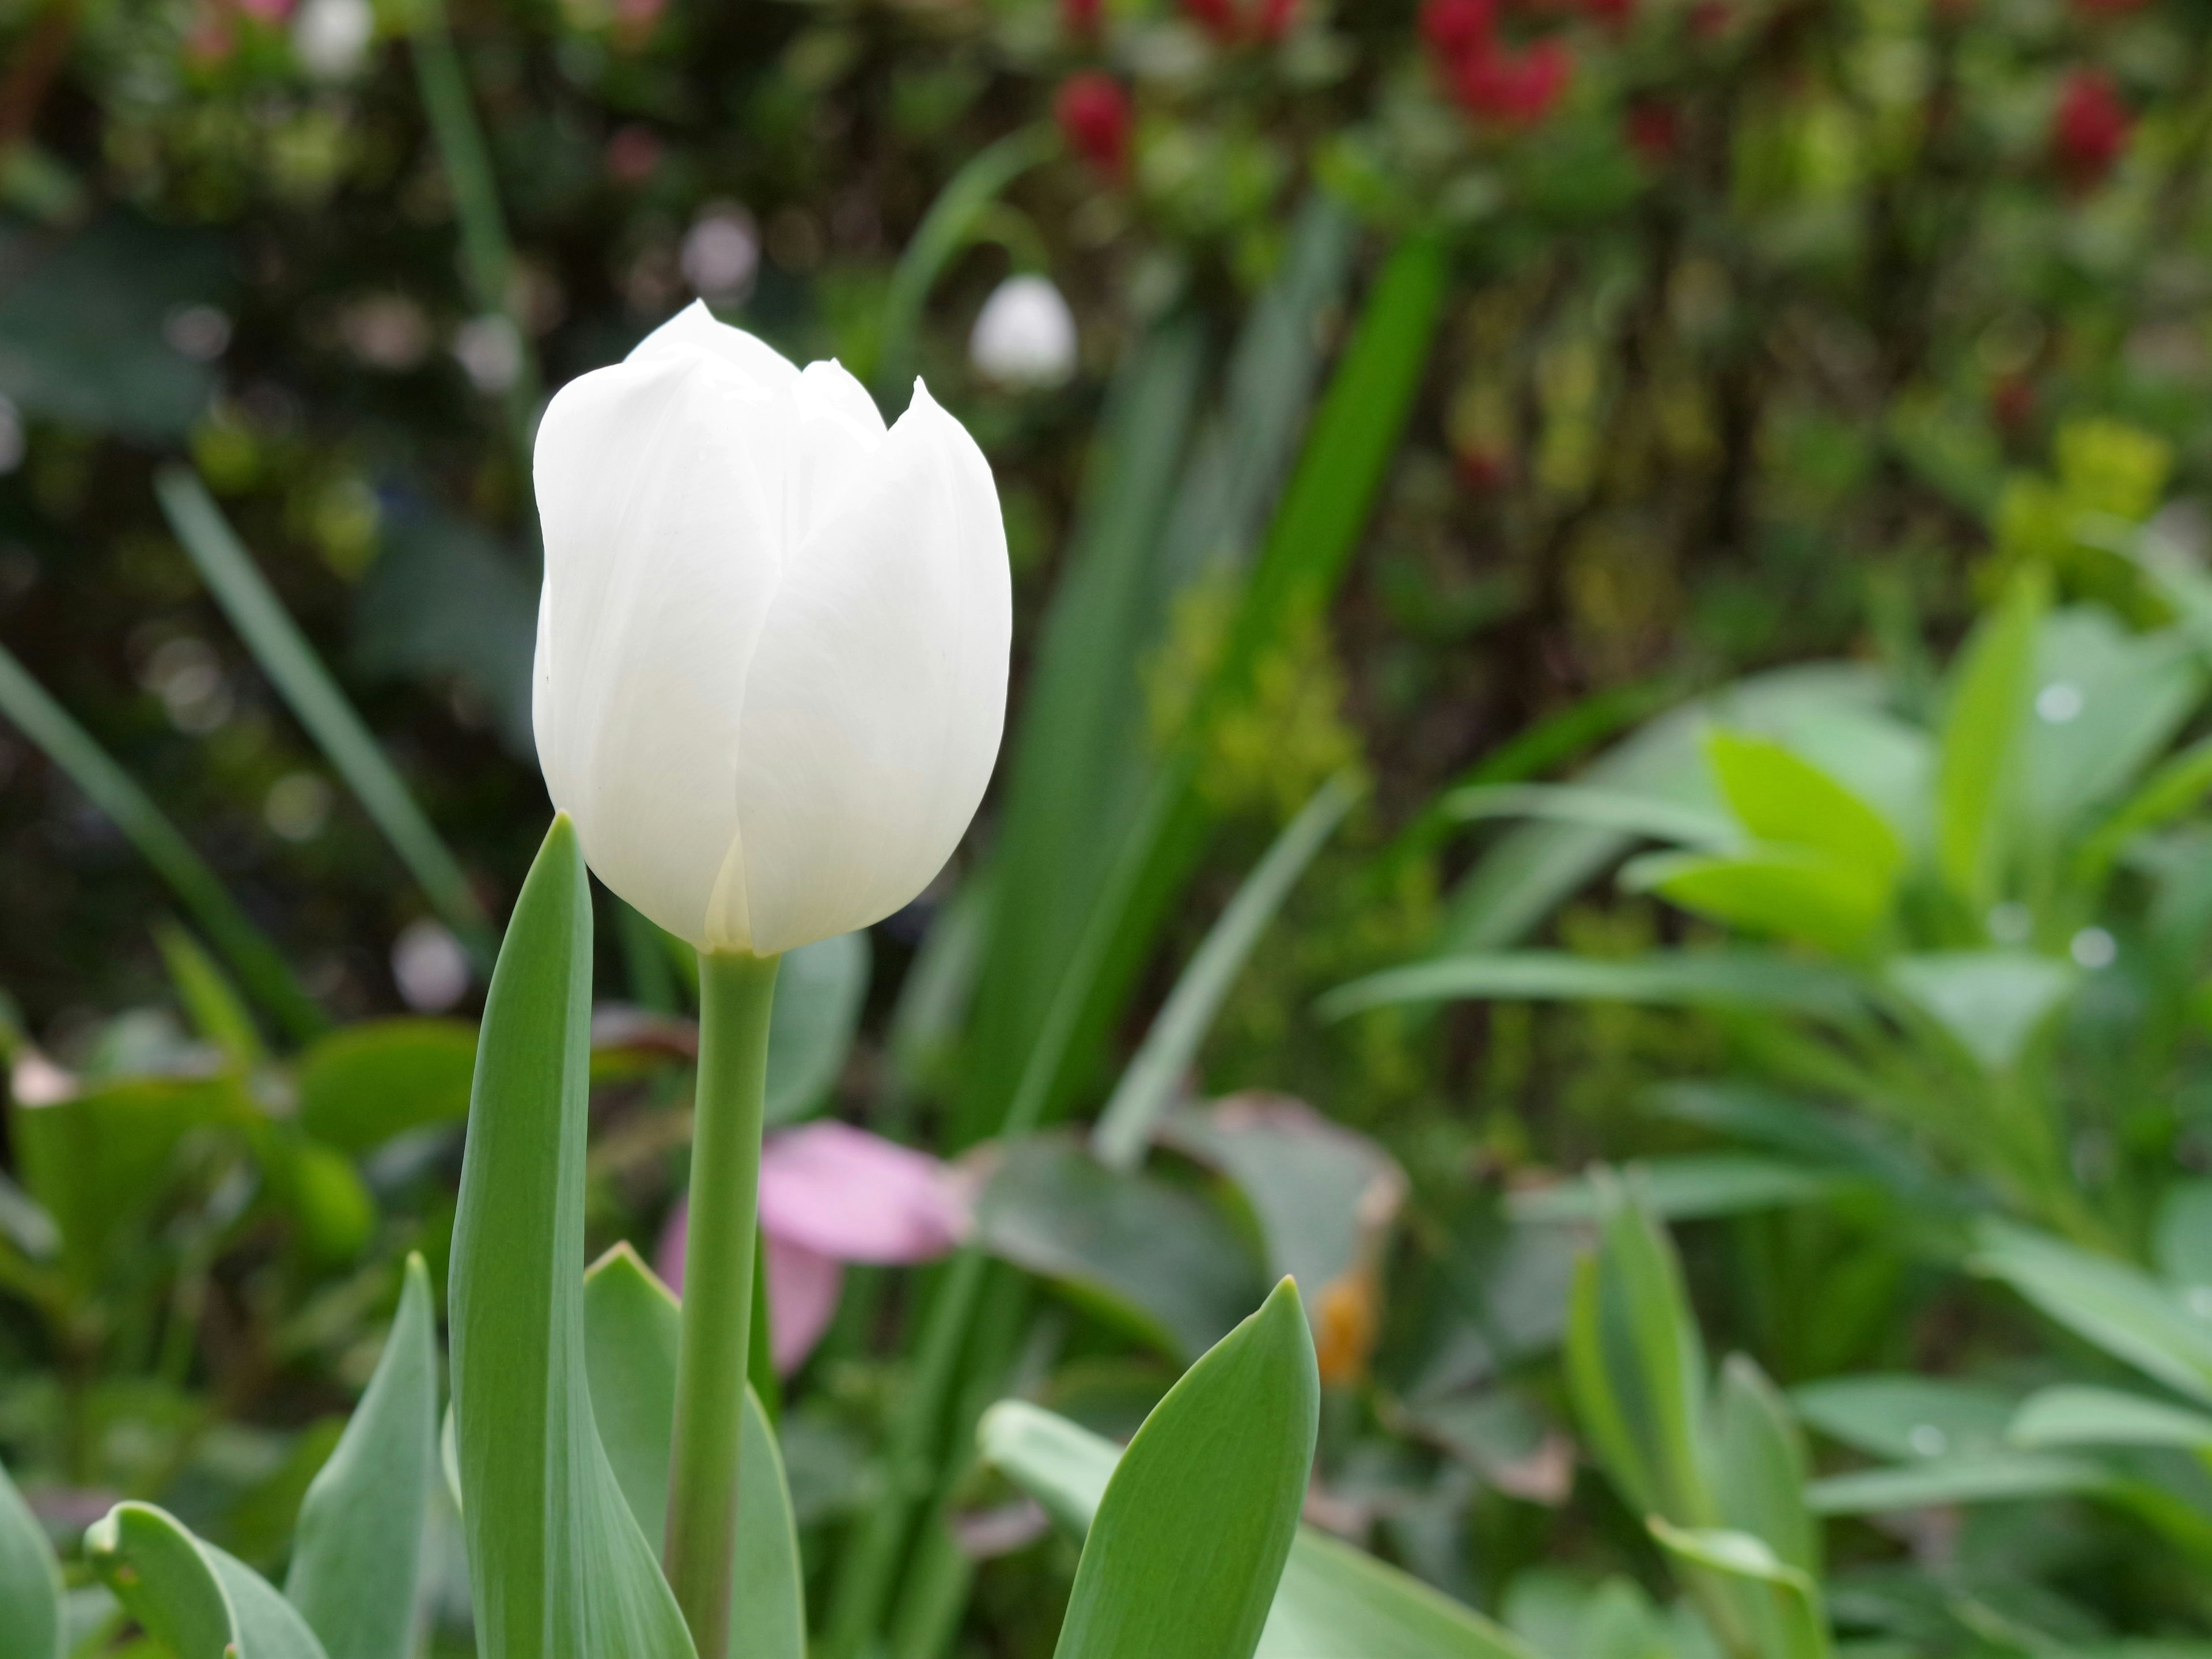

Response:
(286, 1253), (439, 1659)
(1050, 1279), (1318, 1659)
(2074, 733), (2212, 886)
(1510, 1156), (1841, 1224)
(154, 921), (267, 1069)
(296, 1020), (478, 1154)
(1645, 1520), (1830, 1659)
(579, 1244), (806, 1659)
(1563, 1174), (1711, 1528)
(1974, 1222), (2212, 1405)
(1092, 772), (1360, 1170)
(978, 1399), (1547, 1659)
(1624, 848), (1889, 956)
(86, 1502), (329, 1659)
(2009, 1385), (2212, 1451)
(1705, 730), (1904, 882)
(0, 1454), (62, 1659)
(1441, 784), (1738, 851)
(1791, 1374), (2017, 1463)
(976, 1134), (1266, 1361)
(1936, 569), (2046, 906)
(764, 930), (870, 1127)
(2156, 1180), (2212, 1290)
(445, 816), (695, 1659)
(2021, 608), (2202, 843)
(1885, 952), (2074, 1071)
(1806, 1452), (2106, 1514)
(1711, 1355), (1819, 1579)
(1323, 949), (1866, 1024)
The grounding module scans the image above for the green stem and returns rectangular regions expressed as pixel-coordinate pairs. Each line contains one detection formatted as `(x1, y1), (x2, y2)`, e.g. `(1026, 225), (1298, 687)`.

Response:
(663, 950), (780, 1659)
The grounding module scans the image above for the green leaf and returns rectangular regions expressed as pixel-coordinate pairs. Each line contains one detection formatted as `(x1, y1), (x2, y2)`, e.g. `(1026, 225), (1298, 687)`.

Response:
(2009, 1384), (2212, 1451)
(979, 1400), (1547, 1659)
(976, 1134), (1267, 1361)
(1510, 1156), (1842, 1224)
(1805, 1452), (2107, 1514)
(2156, 1180), (2212, 1290)
(157, 467), (495, 969)
(1440, 783), (1738, 852)
(1624, 847), (1890, 956)
(1705, 729), (1903, 881)
(579, 1243), (806, 1659)
(1936, 569), (2047, 906)
(1093, 772), (1361, 1169)
(1321, 950), (1866, 1024)
(764, 931), (870, 1127)
(154, 921), (267, 1070)
(86, 1502), (329, 1659)
(0, 1453), (63, 1659)
(1710, 1355), (1819, 1579)
(1885, 952), (2074, 1071)
(2021, 608), (2202, 844)
(0, 643), (324, 1040)
(1790, 1374), (2017, 1464)
(285, 1254), (439, 1659)
(1050, 1279), (1318, 1659)
(1973, 1221), (2212, 1406)
(296, 1018), (479, 1154)
(1645, 1520), (1830, 1659)
(445, 815), (695, 1659)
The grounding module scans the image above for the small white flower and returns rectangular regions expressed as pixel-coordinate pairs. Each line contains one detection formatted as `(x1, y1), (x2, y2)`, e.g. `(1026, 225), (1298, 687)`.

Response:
(681, 207), (760, 303)
(453, 315), (524, 393)
(968, 274), (1078, 391)
(2070, 926), (2116, 969)
(532, 302), (1012, 955)
(393, 919), (472, 1011)
(293, 0), (376, 81)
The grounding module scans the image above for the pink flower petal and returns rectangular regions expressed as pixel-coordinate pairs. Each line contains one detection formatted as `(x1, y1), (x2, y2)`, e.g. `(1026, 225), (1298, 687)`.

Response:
(756, 1122), (969, 1263)
(765, 1235), (843, 1374)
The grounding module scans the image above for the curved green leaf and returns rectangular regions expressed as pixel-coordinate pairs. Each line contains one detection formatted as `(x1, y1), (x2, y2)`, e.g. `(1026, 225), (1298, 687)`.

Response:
(579, 1241), (806, 1659)
(1321, 950), (1866, 1024)
(296, 1019), (478, 1154)
(1050, 1278), (1318, 1659)
(0, 1453), (62, 1659)
(1705, 730), (1903, 880)
(1974, 1222), (2212, 1406)
(446, 815), (695, 1659)
(1645, 1520), (1829, 1659)
(2010, 1384), (2212, 1451)
(979, 1399), (1543, 1659)
(285, 1253), (440, 1659)
(86, 1502), (328, 1659)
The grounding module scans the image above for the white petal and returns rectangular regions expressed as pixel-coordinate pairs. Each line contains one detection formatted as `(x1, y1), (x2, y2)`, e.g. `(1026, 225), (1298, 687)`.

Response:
(533, 350), (789, 946)
(726, 381), (1011, 955)
(779, 360), (888, 555)
(627, 300), (800, 394)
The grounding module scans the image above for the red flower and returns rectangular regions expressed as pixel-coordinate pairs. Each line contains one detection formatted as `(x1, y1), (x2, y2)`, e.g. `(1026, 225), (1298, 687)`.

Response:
(1579, 0), (1636, 25)
(1454, 37), (1573, 125)
(1062, 0), (1103, 37)
(1057, 73), (1132, 180)
(1182, 0), (1241, 39)
(1257, 0), (1299, 38)
(1421, 0), (1497, 58)
(2052, 67), (2130, 184)
(1625, 100), (1679, 163)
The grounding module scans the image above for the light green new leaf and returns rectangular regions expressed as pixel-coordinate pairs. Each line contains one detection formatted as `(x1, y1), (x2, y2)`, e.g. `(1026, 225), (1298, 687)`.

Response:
(1051, 1279), (1318, 1659)
(0, 1454), (62, 1659)
(1885, 953), (2075, 1071)
(296, 1019), (478, 1154)
(154, 920), (267, 1070)
(1440, 783), (1739, 852)
(579, 1243), (805, 1659)
(1936, 569), (2047, 906)
(1974, 1222), (2212, 1406)
(285, 1253), (439, 1659)
(1645, 1520), (1829, 1659)
(2010, 1385), (2212, 1452)
(978, 1400), (1547, 1659)
(86, 1502), (328, 1659)
(1510, 1156), (1841, 1225)
(1321, 950), (1866, 1024)
(1711, 1355), (1819, 1579)
(1624, 847), (1890, 956)
(446, 816), (695, 1659)
(1705, 730), (1903, 882)
(1805, 1452), (2107, 1514)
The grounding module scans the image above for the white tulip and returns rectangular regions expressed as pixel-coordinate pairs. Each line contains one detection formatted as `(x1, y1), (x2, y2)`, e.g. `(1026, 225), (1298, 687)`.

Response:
(532, 301), (1011, 957)
(968, 274), (1078, 389)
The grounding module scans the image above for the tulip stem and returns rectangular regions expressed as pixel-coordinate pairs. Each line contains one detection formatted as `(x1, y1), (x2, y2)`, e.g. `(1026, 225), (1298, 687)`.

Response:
(664, 949), (781, 1659)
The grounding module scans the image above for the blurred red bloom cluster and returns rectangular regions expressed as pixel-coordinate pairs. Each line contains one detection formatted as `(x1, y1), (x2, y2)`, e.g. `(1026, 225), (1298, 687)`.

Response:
(1420, 0), (1592, 126)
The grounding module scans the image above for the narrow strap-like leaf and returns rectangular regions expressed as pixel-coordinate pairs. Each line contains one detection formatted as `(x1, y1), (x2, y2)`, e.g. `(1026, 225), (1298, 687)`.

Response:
(86, 1502), (329, 1659)
(286, 1253), (440, 1659)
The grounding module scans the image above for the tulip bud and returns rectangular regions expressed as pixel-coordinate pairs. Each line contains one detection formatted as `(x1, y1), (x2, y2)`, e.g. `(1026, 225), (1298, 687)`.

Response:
(531, 302), (1012, 957)
(969, 274), (1079, 389)
(1056, 72), (1133, 180)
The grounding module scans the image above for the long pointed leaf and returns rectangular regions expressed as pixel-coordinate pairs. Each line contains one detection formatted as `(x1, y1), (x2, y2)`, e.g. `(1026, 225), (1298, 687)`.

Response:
(0, 1454), (62, 1659)
(1051, 1278), (1318, 1659)
(286, 1253), (440, 1659)
(447, 815), (694, 1659)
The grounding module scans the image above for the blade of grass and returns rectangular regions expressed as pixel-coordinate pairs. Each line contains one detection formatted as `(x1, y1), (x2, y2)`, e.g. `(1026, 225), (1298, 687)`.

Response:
(157, 467), (496, 971)
(1092, 770), (1361, 1171)
(0, 642), (325, 1040)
